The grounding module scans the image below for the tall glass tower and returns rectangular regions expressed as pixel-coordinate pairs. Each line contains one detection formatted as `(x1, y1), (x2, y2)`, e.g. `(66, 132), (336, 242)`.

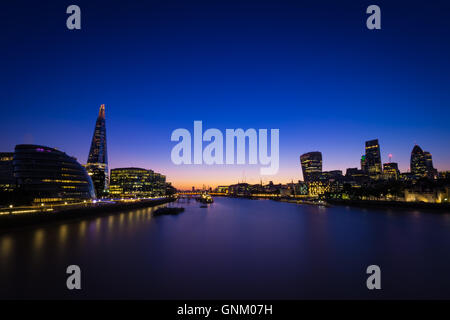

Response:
(410, 144), (436, 179)
(300, 151), (322, 182)
(364, 139), (382, 179)
(86, 104), (108, 197)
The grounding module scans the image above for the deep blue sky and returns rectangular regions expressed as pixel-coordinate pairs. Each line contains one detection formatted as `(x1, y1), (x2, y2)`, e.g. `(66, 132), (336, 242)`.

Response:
(1, 0), (449, 188)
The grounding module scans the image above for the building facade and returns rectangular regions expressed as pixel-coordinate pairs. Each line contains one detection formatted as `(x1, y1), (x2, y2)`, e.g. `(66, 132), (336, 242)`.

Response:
(364, 139), (382, 179)
(109, 167), (168, 198)
(86, 104), (109, 198)
(0, 152), (15, 191)
(300, 151), (322, 182)
(383, 162), (400, 180)
(424, 151), (437, 179)
(13, 144), (95, 203)
(345, 167), (368, 185)
(411, 145), (426, 178)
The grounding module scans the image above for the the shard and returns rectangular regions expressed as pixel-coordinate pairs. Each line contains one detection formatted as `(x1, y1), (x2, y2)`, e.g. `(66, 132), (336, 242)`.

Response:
(86, 104), (108, 197)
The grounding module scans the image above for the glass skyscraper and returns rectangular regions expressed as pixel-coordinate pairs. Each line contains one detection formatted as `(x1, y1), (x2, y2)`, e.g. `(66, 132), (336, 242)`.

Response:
(364, 139), (382, 179)
(411, 145), (435, 179)
(300, 151), (322, 182)
(86, 104), (108, 198)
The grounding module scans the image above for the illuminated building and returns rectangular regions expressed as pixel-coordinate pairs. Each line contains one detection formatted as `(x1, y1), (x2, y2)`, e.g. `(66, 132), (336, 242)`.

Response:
(216, 186), (229, 193)
(13, 144), (95, 203)
(345, 168), (368, 185)
(410, 145), (428, 179)
(300, 151), (322, 182)
(110, 168), (151, 197)
(424, 151), (437, 179)
(346, 168), (366, 179)
(383, 162), (400, 180)
(109, 168), (168, 198)
(151, 172), (168, 196)
(320, 170), (343, 182)
(86, 104), (108, 197)
(404, 188), (449, 203)
(439, 171), (450, 180)
(364, 139), (382, 179)
(294, 181), (309, 195)
(307, 181), (342, 197)
(360, 155), (367, 172)
(0, 152), (15, 191)
(399, 172), (415, 182)
(228, 183), (251, 196)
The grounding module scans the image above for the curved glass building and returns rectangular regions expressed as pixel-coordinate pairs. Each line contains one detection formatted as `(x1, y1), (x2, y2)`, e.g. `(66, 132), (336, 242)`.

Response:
(410, 145), (427, 179)
(300, 151), (322, 182)
(13, 144), (95, 203)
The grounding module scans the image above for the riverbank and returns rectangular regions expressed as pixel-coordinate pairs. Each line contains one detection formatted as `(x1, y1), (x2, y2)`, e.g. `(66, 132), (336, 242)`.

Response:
(0, 197), (176, 232)
(213, 194), (450, 212)
(327, 199), (450, 212)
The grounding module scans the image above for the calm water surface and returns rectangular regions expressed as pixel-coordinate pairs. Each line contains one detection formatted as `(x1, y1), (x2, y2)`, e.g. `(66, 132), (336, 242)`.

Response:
(1, 197), (450, 299)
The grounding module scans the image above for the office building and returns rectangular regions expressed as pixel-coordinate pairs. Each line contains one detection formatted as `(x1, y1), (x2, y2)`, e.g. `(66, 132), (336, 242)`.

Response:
(410, 145), (428, 179)
(86, 104), (108, 197)
(0, 152), (15, 191)
(109, 167), (168, 198)
(364, 139), (382, 179)
(300, 151), (322, 182)
(383, 162), (400, 180)
(13, 144), (95, 203)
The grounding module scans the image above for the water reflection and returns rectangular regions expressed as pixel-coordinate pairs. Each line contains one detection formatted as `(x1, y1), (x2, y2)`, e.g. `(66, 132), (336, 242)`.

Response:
(79, 221), (87, 238)
(1, 198), (450, 299)
(108, 215), (114, 230)
(33, 229), (45, 251)
(31, 228), (45, 266)
(0, 236), (13, 260)
(58, 225), (68, 246)
(95, 218), (101, 233)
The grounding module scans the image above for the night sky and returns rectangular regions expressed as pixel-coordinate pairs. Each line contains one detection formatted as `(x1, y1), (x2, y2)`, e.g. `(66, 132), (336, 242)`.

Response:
(1, 0), (450, 188)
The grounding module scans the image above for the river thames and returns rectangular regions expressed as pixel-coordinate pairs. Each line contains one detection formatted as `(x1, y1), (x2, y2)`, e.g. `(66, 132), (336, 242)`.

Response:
(1, 197), (450, 299)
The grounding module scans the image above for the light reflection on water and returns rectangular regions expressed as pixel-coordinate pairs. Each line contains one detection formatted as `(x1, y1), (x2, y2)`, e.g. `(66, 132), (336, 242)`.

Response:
(0, 199), (449, 299)
(0, 236), (12, 259)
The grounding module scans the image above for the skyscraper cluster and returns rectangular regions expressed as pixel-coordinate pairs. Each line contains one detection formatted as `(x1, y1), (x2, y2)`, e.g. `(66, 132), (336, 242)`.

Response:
(0, 104), (173, 206)
(300, 138), (437, 183)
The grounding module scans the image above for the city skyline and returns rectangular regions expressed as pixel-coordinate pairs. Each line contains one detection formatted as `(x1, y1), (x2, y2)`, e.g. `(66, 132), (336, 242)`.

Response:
(1, 0), (450, 189)
(1, 102), (449, 189)
(1, 111), (447, 190)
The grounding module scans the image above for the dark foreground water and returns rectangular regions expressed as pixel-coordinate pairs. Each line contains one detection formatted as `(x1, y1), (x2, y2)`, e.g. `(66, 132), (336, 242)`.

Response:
(1, 197), (450, 299)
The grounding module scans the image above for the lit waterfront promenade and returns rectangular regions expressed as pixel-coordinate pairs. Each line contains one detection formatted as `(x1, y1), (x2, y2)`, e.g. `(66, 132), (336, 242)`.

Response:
(0, 196), (176, 231)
